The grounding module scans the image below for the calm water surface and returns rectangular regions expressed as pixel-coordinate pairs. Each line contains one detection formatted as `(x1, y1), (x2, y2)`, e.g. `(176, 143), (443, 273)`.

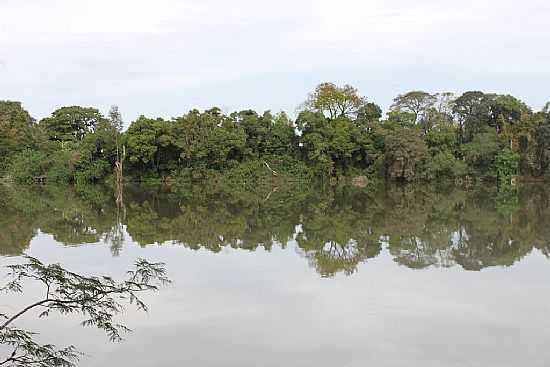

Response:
(1, 183), (550, 366)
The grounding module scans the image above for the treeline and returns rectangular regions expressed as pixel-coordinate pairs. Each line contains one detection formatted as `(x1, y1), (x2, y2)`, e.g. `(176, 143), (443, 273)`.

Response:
(1, 82), (550, 184)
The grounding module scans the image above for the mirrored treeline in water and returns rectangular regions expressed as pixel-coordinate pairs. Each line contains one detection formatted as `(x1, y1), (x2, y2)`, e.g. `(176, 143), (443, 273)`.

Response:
(2, 183), (550, 276)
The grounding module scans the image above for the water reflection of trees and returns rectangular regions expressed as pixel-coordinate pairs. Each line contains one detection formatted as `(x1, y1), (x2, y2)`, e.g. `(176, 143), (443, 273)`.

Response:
(1, 183), (550, 276)
(0, 185), (117, 253)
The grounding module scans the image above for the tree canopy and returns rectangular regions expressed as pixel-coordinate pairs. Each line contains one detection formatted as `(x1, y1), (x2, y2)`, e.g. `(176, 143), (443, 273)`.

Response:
(1, 83), (549, 184)
(301, 82), (369, 119)
(391, 91), (436, 123)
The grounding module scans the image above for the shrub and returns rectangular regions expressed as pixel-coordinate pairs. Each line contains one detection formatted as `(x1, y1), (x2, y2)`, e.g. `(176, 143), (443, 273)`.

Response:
(8, 150), (49, 183)
(425, 152), (467, 179)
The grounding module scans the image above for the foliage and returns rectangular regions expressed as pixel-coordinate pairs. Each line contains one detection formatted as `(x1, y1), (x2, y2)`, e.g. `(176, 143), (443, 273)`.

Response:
(1, 83), (550, 184)
(0, 326), (80, 367)
(45, 150), (78, 183)
(489, 95), (531, 133)
(7, 150), (51, 184)
(535, 125), (550, 176)
(356, 102), (383, 125)
(297, 111), (376, 177)
(382, 128), (429, 181)
(452, 91), (492, 144)
(386, 110), (416, 128)
(126, 116), (175, 172)
(300, 82), (368, 119)
(463, 130), (502, 178)
(494, 148), (520, 183)
(40, 106), (105, 143)
(0, 101), (34, 164)
(0, 257), (169, 367)
(391, 91), (436, 123)
(425, 151), (467, 179)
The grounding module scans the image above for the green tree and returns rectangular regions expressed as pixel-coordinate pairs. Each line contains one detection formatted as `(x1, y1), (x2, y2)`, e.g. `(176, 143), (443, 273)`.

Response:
(173, 108), (246, 170)
(425, 151), (467, 179)
(420, 108), (455, 135)
(424, 114), (457, 154)
(490, 96), (534, 175)
(40, 106), (105, 143)
(452, 91), (493, 144)
(297, 111), (374, 175)
(263, 111), (297, 156)
(7, 150), (50, 183)
(383, 128), (429, 181)
(463, 130), (502, 177)
(535, 124), (550, 176)
(125, 116), (176, 173)
(75, 119), (119, 182)
(390, 91), (436, 123)
(0, 101), (34, 163)
(231, 109), (270, 159)
(301, 82), (368, 119)
(386, 110), (416, 128)
(489, 95), (531, 135)
(356, 102), (383, 126)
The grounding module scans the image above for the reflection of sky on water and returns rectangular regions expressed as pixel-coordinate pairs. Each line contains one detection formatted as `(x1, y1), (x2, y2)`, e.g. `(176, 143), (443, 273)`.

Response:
(6, 232), (550, 367)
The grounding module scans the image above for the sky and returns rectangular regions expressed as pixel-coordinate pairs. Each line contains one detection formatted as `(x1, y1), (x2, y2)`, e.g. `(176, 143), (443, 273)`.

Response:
(1, 0), (549, 122)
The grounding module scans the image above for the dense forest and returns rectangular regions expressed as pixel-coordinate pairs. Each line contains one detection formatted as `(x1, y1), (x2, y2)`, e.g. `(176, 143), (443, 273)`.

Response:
(1, 82), (550, 185)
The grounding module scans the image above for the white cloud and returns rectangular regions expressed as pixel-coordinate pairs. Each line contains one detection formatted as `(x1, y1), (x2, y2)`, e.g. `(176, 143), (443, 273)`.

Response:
(1, 0), (549, 120)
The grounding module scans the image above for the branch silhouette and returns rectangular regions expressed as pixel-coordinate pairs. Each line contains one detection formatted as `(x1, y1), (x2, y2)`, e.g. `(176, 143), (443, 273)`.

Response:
(0, 256), (170, 367)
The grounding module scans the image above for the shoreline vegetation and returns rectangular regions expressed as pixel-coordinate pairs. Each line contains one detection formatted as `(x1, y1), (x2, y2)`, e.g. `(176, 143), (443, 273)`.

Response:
(1, 82), (549, 187)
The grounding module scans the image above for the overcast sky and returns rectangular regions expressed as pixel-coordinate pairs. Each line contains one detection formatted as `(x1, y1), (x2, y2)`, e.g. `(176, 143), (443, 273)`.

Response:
(1, 0), (549, 122)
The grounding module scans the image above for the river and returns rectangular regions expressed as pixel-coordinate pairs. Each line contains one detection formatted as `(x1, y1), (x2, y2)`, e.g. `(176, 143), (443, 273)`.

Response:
(1, 183), (549, 366)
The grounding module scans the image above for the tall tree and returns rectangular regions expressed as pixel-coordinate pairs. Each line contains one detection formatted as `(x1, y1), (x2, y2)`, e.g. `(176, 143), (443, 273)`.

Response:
(452, 91), (493, 144)
(390, 91), (436, 123)
(301, 82), (368, 119)
(463, 130), (502, 177)
(0, 101), (34, 160)
(488, 95), (531, 134)
(383, 128), (429, 181)
(172, 108), (246, 170)
(108, 105), (123, 132)
(40, 106), (105, 143)
(108, 105), (124, 185)
(356, 102), (383, 127)
(125, 116), (176, 172)
(264, 111), (298, 156)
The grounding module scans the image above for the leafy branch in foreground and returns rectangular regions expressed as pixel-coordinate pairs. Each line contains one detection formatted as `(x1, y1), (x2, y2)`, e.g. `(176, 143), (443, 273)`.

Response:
(0, 257), (170, 367)
(0, 327), (79, 367)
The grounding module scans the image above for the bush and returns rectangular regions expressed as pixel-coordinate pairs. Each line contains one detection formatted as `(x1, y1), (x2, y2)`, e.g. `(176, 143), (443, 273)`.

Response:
(74, 159), (111, 184)
(425, 152), (467, 179)
(7, 150), (50, 183)
(463, 131), (502, 178)
(383, 128), (429, 181)
(46, 150), (77, 183)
